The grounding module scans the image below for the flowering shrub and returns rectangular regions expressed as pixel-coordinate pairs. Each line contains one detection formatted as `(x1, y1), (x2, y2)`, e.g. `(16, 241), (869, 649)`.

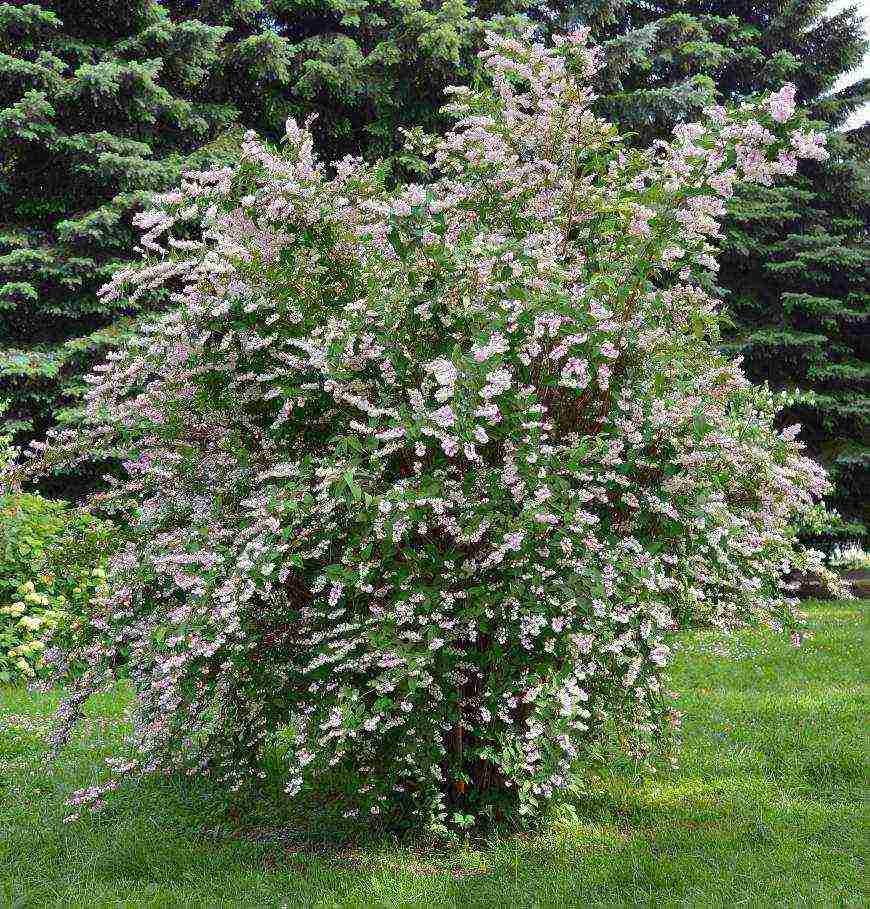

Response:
(17, 31), (842, 827)
(0, 493), (114, 681)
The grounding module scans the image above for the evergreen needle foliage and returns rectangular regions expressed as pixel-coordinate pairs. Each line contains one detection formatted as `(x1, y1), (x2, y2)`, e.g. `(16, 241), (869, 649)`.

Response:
(0, 0), (536, 493)
(6, 2), (865, 535)
(0, 0), (245, 490)
(161, 0), (535, 162)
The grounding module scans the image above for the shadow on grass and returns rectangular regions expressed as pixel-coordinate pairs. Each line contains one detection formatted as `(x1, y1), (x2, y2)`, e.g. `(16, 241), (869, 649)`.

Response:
(1, 599), (867, 906)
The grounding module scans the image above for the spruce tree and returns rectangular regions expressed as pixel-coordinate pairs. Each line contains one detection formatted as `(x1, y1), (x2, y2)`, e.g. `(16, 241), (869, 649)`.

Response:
(0, 0), (243, 486)
(161, 0), (532, 161)
(722, 126), (869, 541)
(6, 0), (866, 532)
(562, 0), (870, 539)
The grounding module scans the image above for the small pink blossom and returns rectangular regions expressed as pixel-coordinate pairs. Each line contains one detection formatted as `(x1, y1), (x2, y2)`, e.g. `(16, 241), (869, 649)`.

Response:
(768, 83), (796, 123)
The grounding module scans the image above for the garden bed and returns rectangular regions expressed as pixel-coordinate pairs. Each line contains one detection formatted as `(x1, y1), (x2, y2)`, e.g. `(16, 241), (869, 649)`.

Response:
(843, 568), (870, 599)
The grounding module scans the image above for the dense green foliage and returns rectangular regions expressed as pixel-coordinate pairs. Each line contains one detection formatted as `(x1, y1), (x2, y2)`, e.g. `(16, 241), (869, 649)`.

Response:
(722, 131), (869, 540)
(1, 0), (859, 648)
(161, 0), (532, 161)
(0, 492), (115, 681)
(0, 0), (243, 486)
(554, 1), (869, 143)
(3, 1), (866, 528)
(16, 31), (839, 829)
(1, 599), (865, 904)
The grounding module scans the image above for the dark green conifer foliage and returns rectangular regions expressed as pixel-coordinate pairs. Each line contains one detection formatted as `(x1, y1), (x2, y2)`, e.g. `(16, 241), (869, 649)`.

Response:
(1, 1), (532, 494)
(0, 0), (245, 487)
(722, 128), (869, 540)
(4, 1), (867, 535)
(161, 0), (532, 161)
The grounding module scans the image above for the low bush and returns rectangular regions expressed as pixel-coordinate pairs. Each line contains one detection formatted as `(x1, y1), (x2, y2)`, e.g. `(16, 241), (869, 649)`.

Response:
(0, 493), (115, 681)
(14, 31), (844, 828)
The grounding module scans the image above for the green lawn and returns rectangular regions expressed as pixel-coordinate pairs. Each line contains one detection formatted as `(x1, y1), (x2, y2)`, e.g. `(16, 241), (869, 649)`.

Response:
(2, 600), (867, 908)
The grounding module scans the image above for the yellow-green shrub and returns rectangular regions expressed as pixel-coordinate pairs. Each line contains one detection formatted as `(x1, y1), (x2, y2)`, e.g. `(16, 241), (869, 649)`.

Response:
(0, 493), (114, 681)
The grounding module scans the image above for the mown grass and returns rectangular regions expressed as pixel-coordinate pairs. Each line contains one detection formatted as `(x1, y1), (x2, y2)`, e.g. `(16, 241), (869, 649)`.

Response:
(1, 600), (867, 908)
